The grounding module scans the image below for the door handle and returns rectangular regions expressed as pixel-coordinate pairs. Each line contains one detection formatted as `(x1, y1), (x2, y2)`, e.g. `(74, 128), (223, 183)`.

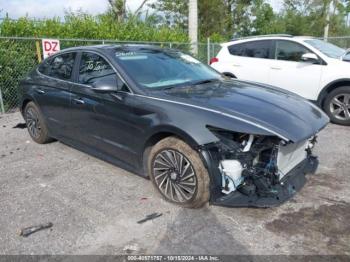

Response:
(73, 98), (85, 105)
(35, 89), (45, 94)
(111, 93), (123, 101)
(233, 64), (242, 67)
(270, 67), (282, 70)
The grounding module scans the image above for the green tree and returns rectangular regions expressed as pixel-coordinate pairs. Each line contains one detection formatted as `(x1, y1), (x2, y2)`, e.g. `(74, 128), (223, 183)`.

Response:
(150, 0), (280, 39)
(250, 0), (285, 35)
(281, 0), (350, 36)
(108, 0), (126, 22)
(150, 0), (229, 39)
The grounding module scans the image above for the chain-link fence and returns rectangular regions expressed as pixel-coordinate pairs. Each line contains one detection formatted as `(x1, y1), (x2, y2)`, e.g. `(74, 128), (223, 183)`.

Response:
(0, 36), (220, 114)
(1, 35), (349, 114)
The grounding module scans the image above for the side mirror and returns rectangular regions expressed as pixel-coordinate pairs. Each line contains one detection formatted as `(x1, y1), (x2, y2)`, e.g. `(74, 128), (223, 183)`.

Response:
(301, 53), (319, 63)
(342, 51), (350, 62)
(91, 76), (123, 93)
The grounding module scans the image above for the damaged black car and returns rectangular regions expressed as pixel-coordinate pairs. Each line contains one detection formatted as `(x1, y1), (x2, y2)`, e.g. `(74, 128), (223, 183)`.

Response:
(20, 45), (329, 208)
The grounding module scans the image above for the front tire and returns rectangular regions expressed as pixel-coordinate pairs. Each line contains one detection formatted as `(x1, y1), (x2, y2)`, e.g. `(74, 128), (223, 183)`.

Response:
(324, 86), (350, 126)
(24, 102), (52, 144)
(148, 137), (210, 208)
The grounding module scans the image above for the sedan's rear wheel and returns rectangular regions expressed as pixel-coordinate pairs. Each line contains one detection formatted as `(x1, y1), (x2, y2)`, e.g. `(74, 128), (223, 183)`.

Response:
(324, 87), (350, 126)
(24, 102), (52, 144)
(148, 137), (210, 208)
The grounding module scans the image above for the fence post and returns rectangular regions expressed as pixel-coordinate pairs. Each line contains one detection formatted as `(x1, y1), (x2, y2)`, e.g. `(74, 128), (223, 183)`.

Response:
(35, 40), (42, 63)
(207, 37), (210, 64)
(0, 86), (5, 114)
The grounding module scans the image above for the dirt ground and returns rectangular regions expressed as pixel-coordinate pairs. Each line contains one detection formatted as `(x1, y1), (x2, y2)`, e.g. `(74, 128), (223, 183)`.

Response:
(0, 112), (349, 255)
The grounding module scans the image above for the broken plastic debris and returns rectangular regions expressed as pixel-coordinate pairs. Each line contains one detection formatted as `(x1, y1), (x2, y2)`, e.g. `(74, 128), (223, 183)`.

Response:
(123, 243), (140, 253)
(19, 222), (53, 237)
(137, 212), (162, 224)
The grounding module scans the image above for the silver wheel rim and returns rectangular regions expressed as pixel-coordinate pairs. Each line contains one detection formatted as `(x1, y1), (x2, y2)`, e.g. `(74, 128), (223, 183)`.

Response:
(152, 149), (197, 203)
(330, 93), (350, 121)
(26, 107), (41, 139)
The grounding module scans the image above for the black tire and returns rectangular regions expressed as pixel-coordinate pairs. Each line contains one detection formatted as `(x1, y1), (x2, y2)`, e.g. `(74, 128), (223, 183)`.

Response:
(24, 102), (52, 144)
(323, 86), (350, 126)
(148, 137), (210, 208)
(223, 72), (236, 79)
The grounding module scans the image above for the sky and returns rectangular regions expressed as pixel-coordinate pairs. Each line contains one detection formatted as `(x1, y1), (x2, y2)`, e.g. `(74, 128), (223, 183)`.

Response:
(0, 0), (282, 20)
(0, 0), (153, 19)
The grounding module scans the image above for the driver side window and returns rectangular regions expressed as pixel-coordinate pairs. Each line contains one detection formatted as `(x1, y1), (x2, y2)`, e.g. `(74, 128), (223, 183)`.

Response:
(78, 52), (116, 85)
(276, 41), (311, 62)
(78, 52), (129, 92)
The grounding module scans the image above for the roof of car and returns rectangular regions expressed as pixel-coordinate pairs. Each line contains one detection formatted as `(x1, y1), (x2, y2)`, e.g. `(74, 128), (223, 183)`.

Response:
(222, 35), (317, 46)
(61, 44), (165, 53)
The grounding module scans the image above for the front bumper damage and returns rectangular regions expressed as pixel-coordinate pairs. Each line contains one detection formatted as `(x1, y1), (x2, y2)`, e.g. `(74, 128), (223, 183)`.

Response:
(214, 155), (318, 207)
(199, 130), (320, 208)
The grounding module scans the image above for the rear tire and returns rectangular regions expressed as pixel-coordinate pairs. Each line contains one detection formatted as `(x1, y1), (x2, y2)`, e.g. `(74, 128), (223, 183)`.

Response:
(323, 86), (350, 126)
(148, 137), (210, 208)
(24, 102), (52, 144)
(223, 72), (236, 79)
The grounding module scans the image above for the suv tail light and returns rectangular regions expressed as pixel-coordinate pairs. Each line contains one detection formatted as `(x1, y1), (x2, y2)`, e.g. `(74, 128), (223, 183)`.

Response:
(209, 57), (219, 65)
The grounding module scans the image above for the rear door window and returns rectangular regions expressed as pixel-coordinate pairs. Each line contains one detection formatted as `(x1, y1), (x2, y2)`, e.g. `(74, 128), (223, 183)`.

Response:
(228, 40), (273, 59)
(228, 43), (245, 56)
(39, 52), (76, 80)
(38, 58), (52, 75)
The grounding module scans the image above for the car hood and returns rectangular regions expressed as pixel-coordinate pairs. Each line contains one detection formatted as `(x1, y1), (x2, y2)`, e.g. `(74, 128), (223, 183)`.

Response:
(154, 80), (329, 142)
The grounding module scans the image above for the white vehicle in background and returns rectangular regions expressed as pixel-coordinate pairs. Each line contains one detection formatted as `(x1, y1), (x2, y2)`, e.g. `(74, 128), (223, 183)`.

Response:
(210, 35), (350, 125)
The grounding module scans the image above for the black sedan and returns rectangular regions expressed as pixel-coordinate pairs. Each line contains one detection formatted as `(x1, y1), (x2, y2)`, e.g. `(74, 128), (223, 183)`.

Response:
(20, 45), (329, 208)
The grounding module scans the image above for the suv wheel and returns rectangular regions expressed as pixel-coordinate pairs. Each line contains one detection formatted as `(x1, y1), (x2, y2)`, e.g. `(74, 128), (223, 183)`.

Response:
(148, 137), (210, 208)
(324, 87), (350, 126)
(24, 102), (52, 144)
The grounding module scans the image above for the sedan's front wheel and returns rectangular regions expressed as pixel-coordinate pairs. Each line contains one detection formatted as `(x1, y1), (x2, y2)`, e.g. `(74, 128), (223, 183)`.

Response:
(148, 137), (210, 208)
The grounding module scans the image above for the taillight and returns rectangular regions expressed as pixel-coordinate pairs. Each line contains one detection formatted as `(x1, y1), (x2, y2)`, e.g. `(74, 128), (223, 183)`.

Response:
(209, 57), (219, 65)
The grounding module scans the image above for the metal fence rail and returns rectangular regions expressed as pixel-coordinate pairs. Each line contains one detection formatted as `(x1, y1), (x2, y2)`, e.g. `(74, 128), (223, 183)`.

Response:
(0, 36), (221, 113)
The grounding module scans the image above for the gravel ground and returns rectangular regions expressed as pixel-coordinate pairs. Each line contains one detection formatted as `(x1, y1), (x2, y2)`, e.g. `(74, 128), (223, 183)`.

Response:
(0, 112), (349, 255)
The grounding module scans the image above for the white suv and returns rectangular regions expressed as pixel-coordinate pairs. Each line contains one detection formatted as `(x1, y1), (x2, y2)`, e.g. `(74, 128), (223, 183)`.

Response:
(210, 35), (350, 125)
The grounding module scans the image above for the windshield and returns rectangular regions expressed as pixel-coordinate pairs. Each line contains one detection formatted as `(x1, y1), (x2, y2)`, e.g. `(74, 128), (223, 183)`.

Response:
(114, 49), (221, 89)
(304, 39), (345, 58)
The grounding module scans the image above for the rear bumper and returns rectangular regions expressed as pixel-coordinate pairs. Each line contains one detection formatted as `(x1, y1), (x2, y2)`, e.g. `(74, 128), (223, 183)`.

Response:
(212, 155), (318, 208)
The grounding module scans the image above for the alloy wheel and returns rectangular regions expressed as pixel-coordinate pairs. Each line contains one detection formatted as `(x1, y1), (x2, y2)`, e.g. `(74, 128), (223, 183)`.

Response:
(26, 107), (42, 139)
(330, 93), (350, 121)
(152, 149), (197, 203)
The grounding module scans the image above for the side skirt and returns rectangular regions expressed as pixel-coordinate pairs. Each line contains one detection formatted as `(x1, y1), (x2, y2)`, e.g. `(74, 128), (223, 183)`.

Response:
(53, 135), (148, 179)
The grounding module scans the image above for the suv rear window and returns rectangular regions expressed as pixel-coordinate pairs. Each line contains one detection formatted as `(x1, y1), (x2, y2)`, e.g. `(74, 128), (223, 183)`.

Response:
(228, 40), (272, 59)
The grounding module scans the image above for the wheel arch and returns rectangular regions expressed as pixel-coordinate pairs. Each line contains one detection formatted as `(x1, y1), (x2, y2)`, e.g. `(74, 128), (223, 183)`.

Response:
(20, 95), (36, 115)
(317, 79), (350, 108)
(140, 126), (202, 175)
